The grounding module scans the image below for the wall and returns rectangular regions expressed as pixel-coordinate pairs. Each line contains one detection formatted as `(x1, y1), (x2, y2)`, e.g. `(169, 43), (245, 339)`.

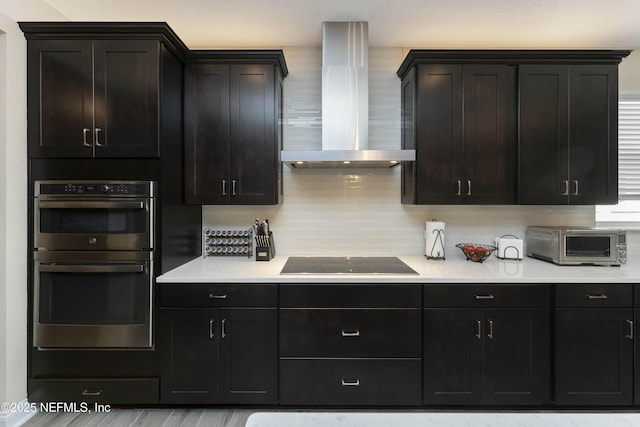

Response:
(0, 4), (66, 426)
(620, 50), (640, 94)
(0, 14), (28, 427)
(203, 46), (631, 255)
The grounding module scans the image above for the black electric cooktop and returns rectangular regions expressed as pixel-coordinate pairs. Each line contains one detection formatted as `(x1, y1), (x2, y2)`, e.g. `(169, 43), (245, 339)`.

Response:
(280, 256), (419, 275)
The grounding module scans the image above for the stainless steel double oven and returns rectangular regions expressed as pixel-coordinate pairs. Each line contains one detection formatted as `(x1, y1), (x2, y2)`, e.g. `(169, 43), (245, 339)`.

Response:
(33, 181), (155, 348)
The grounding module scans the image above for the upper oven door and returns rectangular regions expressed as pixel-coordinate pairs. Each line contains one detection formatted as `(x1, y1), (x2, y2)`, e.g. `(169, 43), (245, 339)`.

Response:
(34, 197), (154, 251)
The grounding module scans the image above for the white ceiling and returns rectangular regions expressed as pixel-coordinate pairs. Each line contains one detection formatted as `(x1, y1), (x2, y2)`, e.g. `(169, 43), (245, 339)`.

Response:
(24, 0), (640, 49)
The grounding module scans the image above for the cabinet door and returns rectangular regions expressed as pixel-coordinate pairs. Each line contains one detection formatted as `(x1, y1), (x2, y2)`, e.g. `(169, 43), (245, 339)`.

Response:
(93, 40), (160, 158)
(218, 308), (277, 404)
(400, 67), (417, 204)
(568, 65), (618, 204)
(423, 309), (483, 405)
(27, 39), (94, 158)
(519, 65), (570, 204)
(463, 65), (516, 204)
(184, 64), (231, 204)
(555, 308), (634, 405)
(159, 308), (219, 404)
(483, 309), (550, 405)
(415, 64), (463, 204)
(229, 64), (278, 204)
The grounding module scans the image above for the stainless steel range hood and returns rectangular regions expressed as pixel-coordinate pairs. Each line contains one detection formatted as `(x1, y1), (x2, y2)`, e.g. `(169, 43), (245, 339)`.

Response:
(281, 22), (415, 168)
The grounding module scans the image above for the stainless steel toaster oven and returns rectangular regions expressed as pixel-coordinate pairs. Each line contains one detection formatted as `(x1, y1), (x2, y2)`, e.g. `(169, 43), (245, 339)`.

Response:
(526, 226), (627, 266)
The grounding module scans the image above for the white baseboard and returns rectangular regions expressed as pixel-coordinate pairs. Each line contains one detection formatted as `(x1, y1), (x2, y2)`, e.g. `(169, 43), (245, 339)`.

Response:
(0, 399), (37, 427)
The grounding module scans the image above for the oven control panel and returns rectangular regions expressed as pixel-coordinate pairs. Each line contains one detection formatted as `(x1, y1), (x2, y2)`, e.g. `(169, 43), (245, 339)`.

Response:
(35, 181), (155, 197)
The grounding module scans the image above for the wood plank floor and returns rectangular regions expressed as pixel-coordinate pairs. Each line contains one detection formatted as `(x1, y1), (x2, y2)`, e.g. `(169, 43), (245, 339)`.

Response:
(21, 408), (256, 427)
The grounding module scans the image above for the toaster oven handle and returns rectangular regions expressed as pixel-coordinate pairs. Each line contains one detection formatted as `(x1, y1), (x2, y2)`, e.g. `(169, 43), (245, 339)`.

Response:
(38, 264), (145, 274)
(38, 201), (146, 210)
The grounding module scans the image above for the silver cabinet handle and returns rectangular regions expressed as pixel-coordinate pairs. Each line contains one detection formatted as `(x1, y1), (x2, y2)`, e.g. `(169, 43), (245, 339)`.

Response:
(586, 294), (608, 300)
(82, 128), (92, 147)
(562, 180), (570, 196)
(209, 319), (215, 338)
(467, 180), (472, 196)
(341, 330), (360, 337)
(487, 320), (494, 339)
(221, 318), (227, 339)
(341, 379), (360, 387)
(222, 180), (227, 196)
(475, 320), (482, 340)
(456, 180), (462, 196)
(95, 128), (104, 147)
(626, 320), (634, 340)
(475, 294), (494, 300)
(82, 389), (102, 396)
(209, 294), (228, 299)
(572, 180), (579, 196)
(232, 180), (237, 196)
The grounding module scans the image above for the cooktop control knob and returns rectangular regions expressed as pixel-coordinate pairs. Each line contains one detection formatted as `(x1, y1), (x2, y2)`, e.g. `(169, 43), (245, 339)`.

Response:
(101, 185), (111, 193)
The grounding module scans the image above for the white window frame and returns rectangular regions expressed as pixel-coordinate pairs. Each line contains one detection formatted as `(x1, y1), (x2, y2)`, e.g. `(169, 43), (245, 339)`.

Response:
(596, 94), (640, 229)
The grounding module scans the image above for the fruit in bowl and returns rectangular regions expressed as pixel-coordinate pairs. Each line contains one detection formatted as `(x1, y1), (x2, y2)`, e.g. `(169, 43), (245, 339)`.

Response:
(456, 243), (497, 263)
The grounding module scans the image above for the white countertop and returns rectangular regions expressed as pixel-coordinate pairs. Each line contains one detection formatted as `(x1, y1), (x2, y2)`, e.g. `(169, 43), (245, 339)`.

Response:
(157, 254), (640, 284)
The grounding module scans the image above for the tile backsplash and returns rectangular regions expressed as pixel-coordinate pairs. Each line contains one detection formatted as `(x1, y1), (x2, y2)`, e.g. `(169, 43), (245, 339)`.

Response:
(203, 167), (595, 256)
(204, 46), (597, 256)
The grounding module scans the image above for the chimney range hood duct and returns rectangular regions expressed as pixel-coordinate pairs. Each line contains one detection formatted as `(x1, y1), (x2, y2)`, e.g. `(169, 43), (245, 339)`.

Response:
(281, 21), (415, 168)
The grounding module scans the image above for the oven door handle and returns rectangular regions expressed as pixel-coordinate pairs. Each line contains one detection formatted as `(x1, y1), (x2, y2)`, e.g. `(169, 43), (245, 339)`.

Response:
(37, 201), (146, 210)
(38, 264), (145, 273)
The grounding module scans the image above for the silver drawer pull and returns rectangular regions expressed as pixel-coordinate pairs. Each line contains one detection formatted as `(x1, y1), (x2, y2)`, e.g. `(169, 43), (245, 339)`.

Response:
(82, 389), (102, 396)
(209, 294), (228, 299)
(341, 330), (360, 337)
(586, 294), (607, 300)
(475, 294), (494, 300)
(341, 379), (360, 387)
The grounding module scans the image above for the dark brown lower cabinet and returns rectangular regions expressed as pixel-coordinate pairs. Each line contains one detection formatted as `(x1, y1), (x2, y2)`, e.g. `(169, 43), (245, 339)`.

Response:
(423, 307), (550, 405)
(555, 308), (634, 406)
(159, 307), (277, 404)
(279, 359), (421, 406)
(278, 284), (422, 406)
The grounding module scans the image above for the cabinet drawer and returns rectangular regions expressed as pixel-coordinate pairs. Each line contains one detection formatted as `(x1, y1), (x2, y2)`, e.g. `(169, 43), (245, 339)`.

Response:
(424, 285), (549, 308)
(28, 378), (158, 404)
(280, 284), (421, 308)
(280, 309), (421, 357)
(556, 284), (632, 308)
(159, 284), (277, 307)
(279, 359), (421, 405)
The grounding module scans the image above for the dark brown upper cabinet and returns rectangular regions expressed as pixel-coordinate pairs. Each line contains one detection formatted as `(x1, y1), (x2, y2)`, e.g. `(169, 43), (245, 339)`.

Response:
(519, 64), (620, 204)
(20, 23), (187, 159)
(399, 56), (517, 205)
(397, 50), (630, 206)
(184, 52), (287, 205)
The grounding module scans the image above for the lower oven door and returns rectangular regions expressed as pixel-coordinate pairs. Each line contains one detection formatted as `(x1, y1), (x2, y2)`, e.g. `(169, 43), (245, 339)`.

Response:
(33, 251), (153, 348)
